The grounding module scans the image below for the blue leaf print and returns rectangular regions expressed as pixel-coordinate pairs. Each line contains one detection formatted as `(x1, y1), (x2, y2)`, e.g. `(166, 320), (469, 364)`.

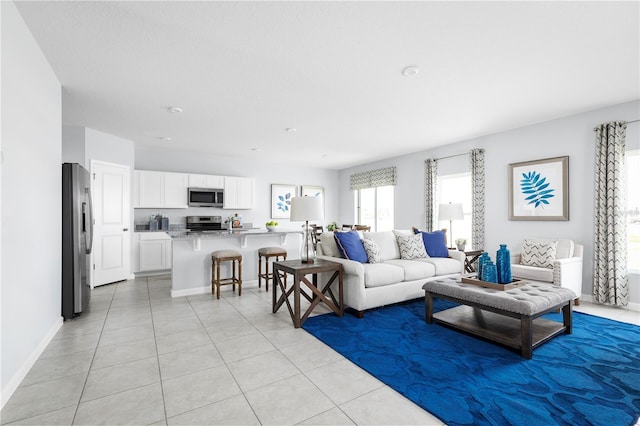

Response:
(520, 171), (555, 209)
(277, 192), (292, 213)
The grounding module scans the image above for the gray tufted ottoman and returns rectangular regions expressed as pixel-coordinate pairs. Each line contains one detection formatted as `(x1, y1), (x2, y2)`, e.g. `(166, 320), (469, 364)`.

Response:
(423, 277), (576, 359)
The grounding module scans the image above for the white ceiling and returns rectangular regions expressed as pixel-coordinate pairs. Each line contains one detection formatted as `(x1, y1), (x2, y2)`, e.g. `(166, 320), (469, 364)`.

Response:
(15, 1), (640, 170)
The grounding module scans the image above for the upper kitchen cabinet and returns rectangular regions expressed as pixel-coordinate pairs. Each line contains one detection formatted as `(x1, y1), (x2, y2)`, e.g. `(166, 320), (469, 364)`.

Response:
(188, 173), (224, 189)
(223, 176), (255, 209)
(134, 170), (188, 208)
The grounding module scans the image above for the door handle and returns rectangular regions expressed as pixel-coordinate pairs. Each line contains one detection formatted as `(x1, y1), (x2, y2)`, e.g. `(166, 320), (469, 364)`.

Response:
(123, 228), (129, 232)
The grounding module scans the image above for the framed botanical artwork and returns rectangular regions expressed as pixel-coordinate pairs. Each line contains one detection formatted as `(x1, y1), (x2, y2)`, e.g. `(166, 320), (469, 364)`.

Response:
(509, 156), (569, 221)
(301, 185), (325, 214)
(271, 184), (297, 219)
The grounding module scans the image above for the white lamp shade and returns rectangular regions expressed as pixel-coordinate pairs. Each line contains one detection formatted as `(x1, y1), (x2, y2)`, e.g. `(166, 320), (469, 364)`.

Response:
(290, 196), (324, 221)
(438, 203), (464, 221)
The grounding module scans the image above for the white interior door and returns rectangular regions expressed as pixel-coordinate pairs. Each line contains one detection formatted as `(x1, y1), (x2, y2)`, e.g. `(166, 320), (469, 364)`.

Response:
(91, 160), (131, 287)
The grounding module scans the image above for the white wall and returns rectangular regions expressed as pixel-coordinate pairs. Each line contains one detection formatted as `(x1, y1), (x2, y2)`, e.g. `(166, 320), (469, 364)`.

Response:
(338, 100), (640, 305)
(134, 149), (340, 230)
(61, 125), (85, 166)
(1, 1), (62, 406)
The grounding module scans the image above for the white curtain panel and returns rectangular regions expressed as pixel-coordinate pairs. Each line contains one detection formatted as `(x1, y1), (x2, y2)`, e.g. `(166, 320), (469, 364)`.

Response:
(424, 159), (438, 231)
(470, 148), (485, 250)
(593, 121), (628, 306)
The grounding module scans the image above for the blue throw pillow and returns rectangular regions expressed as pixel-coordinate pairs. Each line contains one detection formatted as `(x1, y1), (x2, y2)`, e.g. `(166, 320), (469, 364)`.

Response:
(334, 231), (368, 263)
(413, 228), (449, 258)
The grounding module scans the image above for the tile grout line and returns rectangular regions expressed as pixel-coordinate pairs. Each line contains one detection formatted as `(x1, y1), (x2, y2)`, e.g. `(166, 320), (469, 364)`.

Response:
(147, 277), (171, 425)
(71, 284), (117, 425)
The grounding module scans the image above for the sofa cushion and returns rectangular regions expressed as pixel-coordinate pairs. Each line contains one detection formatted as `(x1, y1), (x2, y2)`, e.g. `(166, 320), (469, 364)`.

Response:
(385, 259), (435, 281)
(511, 264), (554, 283)
(417, 257), (462, 276)
(319, 231), (341, 257)
(414, 229), (449, 258)
(362, 238), (383, 263)
(397, 234), (428, 260)
(521, 239), (557, 268)
(363, 263), (405, 288)
(365, 231), (401, 260)
(334, 231), (368, 263)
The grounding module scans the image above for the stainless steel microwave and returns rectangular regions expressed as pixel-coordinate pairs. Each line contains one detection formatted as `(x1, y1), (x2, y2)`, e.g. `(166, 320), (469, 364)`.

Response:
(188, 187), (224, 207)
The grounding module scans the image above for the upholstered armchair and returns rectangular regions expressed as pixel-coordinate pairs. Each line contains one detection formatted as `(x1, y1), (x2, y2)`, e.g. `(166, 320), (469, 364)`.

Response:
(510, 239), (583, 304)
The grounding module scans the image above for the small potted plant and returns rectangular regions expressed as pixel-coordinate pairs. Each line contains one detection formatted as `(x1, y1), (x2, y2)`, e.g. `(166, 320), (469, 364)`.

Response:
(455, 238), (467, 251)
(327, 222), (338, 231)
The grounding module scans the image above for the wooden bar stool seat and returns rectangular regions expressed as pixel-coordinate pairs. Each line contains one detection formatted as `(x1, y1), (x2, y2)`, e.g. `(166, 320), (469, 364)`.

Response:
(258, 247), (287, 291)
(211, 250), (242, 299)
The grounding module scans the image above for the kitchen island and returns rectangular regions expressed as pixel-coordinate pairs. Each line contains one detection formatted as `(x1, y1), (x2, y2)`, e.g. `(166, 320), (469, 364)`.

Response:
(170, 229), (302, 297)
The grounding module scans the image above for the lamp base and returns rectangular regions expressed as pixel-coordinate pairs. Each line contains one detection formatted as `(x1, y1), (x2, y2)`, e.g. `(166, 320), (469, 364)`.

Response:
(300, 258), (315, 264)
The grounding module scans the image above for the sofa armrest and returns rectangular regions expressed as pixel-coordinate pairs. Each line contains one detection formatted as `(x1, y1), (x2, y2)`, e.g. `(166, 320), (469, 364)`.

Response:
(316, 255), (364, 277)
(448, 250), (465, 262)
(511, 253), (522, 264)
(552, 256), (583, 297)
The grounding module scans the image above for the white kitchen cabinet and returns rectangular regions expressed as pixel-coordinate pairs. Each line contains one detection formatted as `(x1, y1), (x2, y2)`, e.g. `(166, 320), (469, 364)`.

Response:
(223, 176), (255, 209)
(137, 232), (172, 272)
(134, 170), (188, 208)
(188, 173), (224, 189)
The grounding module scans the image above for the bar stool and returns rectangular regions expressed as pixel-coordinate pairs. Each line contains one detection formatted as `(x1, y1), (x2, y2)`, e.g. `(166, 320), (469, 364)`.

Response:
(211, 250), (242, 299)
(258, 247), (287, 291)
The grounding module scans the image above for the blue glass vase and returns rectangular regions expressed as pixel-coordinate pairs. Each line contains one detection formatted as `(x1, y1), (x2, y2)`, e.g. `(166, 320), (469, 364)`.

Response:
(496, 244), (512, 284)
(477, 252), (489, 279)
(481, 261), (498, 283)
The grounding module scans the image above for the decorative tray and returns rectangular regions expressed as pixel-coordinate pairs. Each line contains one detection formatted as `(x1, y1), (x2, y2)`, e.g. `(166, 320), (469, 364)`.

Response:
(461, 276), (528, 291)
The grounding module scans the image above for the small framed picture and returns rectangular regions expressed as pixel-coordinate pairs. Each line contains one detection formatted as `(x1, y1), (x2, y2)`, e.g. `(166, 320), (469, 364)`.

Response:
(508, 156), (569, 221)
(301, 185), (325, 215)
(271, 184), (297, 219)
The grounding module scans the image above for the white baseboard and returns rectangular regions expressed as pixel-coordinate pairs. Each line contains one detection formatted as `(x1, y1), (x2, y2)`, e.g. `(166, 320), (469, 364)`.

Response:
(580, 294), (640, 312)
(1, 316), (63, 409)
(170, 280), (259, 298)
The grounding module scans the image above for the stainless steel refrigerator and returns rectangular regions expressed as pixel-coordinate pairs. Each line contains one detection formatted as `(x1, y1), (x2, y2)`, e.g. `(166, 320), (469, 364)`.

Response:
(62, 163), (93, 320)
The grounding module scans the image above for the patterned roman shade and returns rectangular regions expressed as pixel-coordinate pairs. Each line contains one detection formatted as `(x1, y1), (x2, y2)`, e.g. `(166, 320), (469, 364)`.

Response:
(350, 166), (397, 190)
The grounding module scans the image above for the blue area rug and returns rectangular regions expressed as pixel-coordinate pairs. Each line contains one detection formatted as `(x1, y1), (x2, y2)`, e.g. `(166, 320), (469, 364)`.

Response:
(303, 299), (640, 426)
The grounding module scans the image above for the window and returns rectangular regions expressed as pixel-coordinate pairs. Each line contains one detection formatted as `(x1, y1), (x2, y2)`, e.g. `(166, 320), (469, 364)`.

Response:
(355, 185), (394, 231)
(438, 173), (472, 247)
(627, 150), (640, 272)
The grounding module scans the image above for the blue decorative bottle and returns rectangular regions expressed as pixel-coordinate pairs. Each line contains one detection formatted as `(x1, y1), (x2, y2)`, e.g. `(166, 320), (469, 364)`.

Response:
(482, 261), (498, 283)
(496, 244), (512, 284)
(477, 252), (488, 279)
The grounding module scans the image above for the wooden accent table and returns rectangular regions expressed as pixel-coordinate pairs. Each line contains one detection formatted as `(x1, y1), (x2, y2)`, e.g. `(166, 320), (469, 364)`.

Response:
(272, 259), (344, 328)
(463, 250), (483, 273)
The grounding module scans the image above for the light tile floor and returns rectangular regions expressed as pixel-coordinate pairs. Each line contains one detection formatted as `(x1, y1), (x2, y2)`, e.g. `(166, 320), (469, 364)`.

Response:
(1, 276), (639, 425)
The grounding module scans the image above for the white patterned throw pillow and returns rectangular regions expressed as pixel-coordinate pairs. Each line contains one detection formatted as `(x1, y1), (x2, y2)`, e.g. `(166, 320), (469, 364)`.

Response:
(520, 239), (558, 269)
(397, 234), (428, 260)
(362, 238), (383, 263)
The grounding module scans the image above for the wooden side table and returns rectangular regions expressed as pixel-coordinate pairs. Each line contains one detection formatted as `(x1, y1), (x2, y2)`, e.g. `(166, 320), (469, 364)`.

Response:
(463, 250), (483, 273)
(272, 259), (344, 328)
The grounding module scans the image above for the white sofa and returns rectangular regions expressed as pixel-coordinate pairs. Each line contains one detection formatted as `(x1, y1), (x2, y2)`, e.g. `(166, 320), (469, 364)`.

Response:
(510, 238), (583, 304)
(316, 230), (465, 317)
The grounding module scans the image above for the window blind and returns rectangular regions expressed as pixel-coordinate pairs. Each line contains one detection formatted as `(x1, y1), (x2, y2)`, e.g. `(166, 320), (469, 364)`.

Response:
(350, 166), (397, 190)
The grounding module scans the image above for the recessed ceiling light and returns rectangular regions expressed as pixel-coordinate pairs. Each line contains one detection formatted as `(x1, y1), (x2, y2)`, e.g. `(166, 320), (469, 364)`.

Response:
(285, 127), (297, 133)
(250, 147), (261, 152)
(159, 137), (172, 142)
(401, 66), (419, 77)
(168, 106), (183, 113)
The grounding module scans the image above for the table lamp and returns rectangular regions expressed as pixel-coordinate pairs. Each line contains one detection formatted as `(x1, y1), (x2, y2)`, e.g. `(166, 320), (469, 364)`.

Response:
(438, 202), (464, 249)
(290, 196), (324, 263)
